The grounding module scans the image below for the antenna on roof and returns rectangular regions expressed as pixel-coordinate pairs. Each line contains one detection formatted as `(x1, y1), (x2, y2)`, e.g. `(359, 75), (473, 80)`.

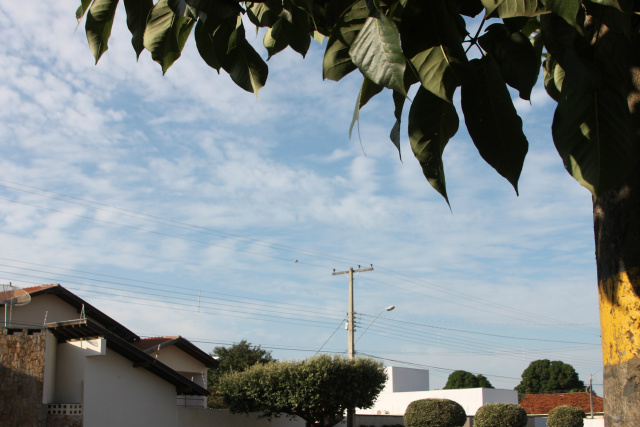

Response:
(2, 283), (32, 328)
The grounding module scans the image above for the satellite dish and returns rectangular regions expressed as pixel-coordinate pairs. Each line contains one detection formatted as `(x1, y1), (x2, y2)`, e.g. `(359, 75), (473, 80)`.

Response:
(1, 285), (31, 306)
(2, 284), (31, 328)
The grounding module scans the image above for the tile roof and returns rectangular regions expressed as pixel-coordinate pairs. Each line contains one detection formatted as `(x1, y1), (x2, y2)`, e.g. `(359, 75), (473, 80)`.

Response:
(23, 284), (59, 294)
(132, 336), (218, 368)
(519, 392), (604, 415)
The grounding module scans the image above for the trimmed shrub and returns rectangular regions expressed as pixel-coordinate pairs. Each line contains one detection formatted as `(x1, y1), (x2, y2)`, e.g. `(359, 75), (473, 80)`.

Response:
(474, 403), (527, 427)
(404, 398), (467, 427)
(547, 405), (586, 427)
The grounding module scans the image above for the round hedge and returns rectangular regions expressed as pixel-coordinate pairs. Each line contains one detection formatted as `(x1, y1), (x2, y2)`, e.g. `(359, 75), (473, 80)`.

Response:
(547, 405), (586, 427)
(473, 403), (527, 427)
(404, 398), (467, 427)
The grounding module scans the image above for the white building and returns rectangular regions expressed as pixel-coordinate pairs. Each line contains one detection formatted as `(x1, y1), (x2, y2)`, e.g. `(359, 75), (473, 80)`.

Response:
(359, 366), (518, 417)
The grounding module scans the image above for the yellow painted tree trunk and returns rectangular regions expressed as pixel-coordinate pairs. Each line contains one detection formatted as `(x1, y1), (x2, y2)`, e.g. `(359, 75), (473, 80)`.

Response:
(591, 16), (640, 426)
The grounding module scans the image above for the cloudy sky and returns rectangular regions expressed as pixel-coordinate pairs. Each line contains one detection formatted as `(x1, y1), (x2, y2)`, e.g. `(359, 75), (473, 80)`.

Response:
(0, 2), (603, 393)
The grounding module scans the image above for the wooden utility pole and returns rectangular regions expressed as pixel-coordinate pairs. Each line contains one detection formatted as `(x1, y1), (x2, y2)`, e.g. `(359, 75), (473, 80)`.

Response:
(332, 265), (373, 427)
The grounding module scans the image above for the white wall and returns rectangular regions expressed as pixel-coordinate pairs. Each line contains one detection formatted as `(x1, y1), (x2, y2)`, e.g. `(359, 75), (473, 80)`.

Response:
(359, 388), (518, 416)
(385, 367), (429, 393)
(9, 294), (80, 328)
(42, 331), (57, 403)
(155, 345), (207, 387)
(83, 347), (179, 427)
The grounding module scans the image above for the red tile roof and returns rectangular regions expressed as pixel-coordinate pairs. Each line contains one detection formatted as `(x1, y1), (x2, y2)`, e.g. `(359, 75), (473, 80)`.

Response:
(519, 392), (604, 415)
(23, 284), (59, 294)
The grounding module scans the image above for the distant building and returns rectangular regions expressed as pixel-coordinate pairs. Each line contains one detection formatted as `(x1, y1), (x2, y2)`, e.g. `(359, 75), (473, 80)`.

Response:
(358, 366), (518, 417)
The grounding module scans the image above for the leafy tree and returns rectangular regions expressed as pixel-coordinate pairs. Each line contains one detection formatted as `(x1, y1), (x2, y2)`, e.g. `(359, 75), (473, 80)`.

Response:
(443, 370), (494, 389)
(74, 1), (640, 423)
(207, 339), (274, 408)
(404, 398), (467, 427)
(547, 405), (586, 427)
(218, 354), (386, 427)
(514, 359), (585, 399)
(474, 403), (527, 427)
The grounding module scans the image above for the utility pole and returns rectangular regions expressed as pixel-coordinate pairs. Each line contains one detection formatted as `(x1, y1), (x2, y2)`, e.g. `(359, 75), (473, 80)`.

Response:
(589, 374), (594, 418)
(332, 265), (373, 360)
(332, 265), (373, 427)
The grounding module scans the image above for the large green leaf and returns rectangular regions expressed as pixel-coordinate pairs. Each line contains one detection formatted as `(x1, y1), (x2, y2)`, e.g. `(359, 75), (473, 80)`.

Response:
(400, 0), (467, 103)
(247, 0), (284, 28)
(542, 57), (564, 102)
(218, 19), (269, 97)
(478, 24), (539, 100)
(349, 77), (383, 139)
(458, 0), (485, 17)
(85, 0), (119, 63)
(322, 0), (368, 81)
(194, 15), (223, 71)
(461, 56), (528, 194)
(552, 80), (633, 198)
(544, 0), (580, 27)
(143, 0), (195, 74)
(482, 0), (547, 19)
(389, 90), (405, 159)
(76, 0), (94, 23)
(123, 0), (154, 59)
(408, 86), (460, 205)
(349, 15), (406, 95)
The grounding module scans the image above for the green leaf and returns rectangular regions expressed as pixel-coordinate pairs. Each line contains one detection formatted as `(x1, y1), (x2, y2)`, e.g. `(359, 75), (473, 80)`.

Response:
(123, 0), (154, 59)
(349, 77), (383, 139)
(482, 0), (547, 19)
(461, 56), (528, 195)
(349, 15), (406, 95)
(458, 0), (485, 17)
(542, 57), (564, 102)
(143, 0), (195, 74)
(408, 86), (459, 205)
(247, 0), (283, 28)
(478, 24), (539, 100)
(322, 0), (368, 81)
(194, 17), (223, 71)
(552, 82), (633, 198)
(589, 0), (631, 11)
(400, 0), (467, 103)
(76, 0), (94, 23)
(85, 0), (119, 63)
(544, 0), (580, 27)
(389, 90), (405, 159)
(222, 38), (269, 96)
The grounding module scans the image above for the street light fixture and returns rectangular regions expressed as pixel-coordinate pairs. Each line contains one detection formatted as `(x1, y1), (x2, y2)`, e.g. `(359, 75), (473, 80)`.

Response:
(355, 305), (395, 344)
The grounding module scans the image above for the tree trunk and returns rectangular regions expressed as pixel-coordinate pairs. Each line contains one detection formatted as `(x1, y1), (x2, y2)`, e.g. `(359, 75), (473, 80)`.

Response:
(593, 39), (640, 426)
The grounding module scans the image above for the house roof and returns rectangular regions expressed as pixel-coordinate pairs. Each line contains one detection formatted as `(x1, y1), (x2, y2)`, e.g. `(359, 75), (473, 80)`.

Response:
(132, 336), (218, 368)
(22, 284), (139, 342)
(519, 392), (604, 415)
(46, 319), (209, 396)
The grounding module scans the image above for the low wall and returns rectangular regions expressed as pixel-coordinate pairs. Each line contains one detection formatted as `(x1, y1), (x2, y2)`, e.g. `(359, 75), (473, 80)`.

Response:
(177, 408), (307, 427)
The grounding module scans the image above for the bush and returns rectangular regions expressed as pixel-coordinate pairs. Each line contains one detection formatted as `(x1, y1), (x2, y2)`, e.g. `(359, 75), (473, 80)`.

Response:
(474, 403), (527, 427)
(404, 398), (467, 427)
(547, 405), (586, 427)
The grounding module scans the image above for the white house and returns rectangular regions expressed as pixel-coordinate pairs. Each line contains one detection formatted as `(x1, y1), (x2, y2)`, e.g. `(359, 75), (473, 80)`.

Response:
(358, 366), (518, 417)
(1, 284), (215, 427)
(132, 335), (217, 408)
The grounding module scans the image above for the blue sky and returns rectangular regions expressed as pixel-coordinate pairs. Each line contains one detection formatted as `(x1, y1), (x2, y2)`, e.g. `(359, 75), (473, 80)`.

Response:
(0, 2), (602, 393)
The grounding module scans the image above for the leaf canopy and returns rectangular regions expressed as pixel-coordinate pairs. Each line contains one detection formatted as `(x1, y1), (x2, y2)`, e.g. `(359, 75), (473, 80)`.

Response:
(76, 0), (640, 202)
